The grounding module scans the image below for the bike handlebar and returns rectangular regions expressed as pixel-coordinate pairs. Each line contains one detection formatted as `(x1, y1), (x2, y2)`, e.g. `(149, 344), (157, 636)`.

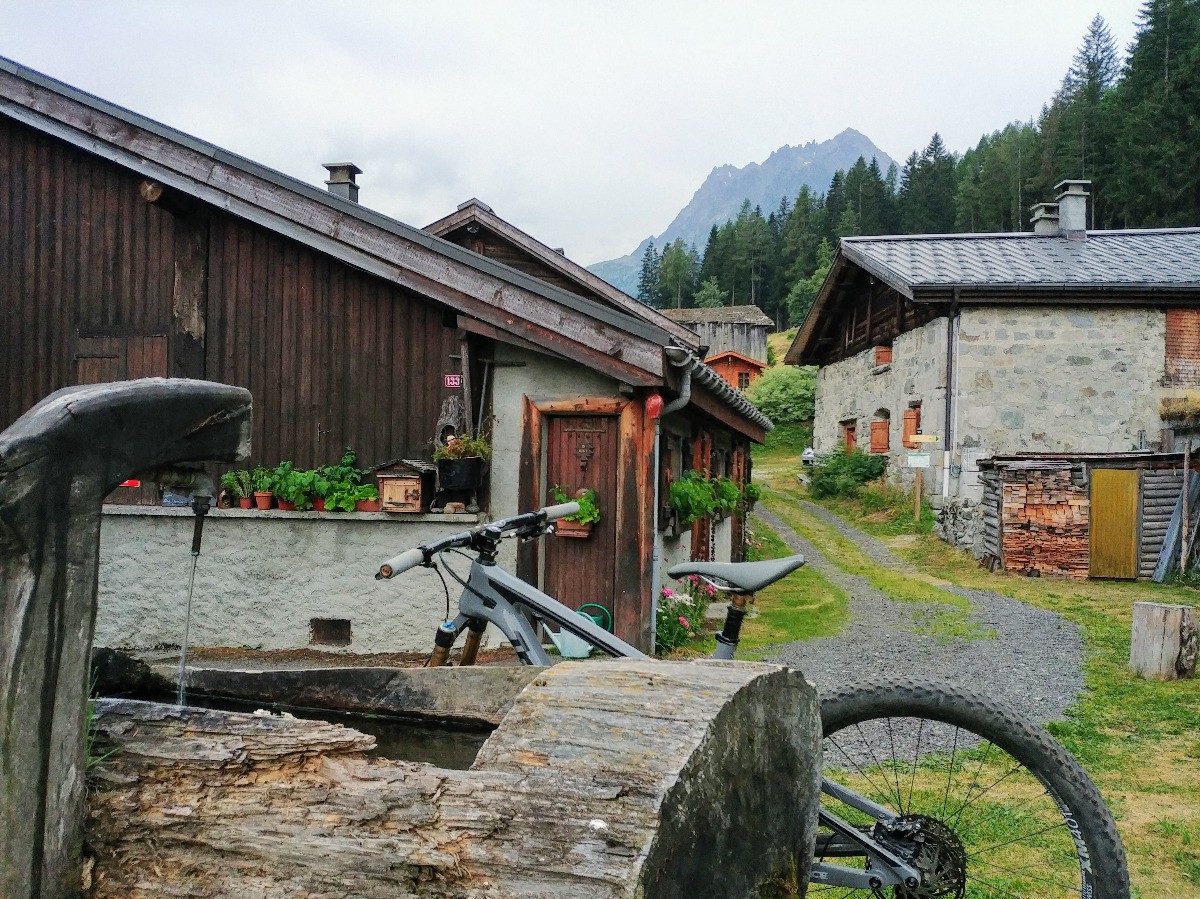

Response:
(375, 501), (581, 579)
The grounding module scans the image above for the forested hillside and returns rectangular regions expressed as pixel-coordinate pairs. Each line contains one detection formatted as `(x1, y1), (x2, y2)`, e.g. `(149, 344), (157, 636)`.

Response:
(634, 1), (1199, 330)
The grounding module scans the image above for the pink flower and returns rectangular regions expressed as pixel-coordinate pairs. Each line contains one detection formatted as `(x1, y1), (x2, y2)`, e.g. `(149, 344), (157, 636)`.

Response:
(688, 575), (699, 585)
(678, 616), (690, 628)
(662, 587), (674, 597)
(705, 585), (716, 596)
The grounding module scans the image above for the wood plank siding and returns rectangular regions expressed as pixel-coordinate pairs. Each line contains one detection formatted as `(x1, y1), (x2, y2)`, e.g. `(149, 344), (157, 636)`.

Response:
(809, 269), (944, 367)
(0, 114), (461, 468)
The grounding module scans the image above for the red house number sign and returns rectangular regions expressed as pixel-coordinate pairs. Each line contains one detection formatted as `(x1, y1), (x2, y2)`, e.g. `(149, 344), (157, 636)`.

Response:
(444, 374), (463, 389)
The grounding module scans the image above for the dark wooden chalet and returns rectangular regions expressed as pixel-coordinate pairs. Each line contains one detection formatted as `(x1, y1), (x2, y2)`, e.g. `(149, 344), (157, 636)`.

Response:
(0, 57), (769, 649)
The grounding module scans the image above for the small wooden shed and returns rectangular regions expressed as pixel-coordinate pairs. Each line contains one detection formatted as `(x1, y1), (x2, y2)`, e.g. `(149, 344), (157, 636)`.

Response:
(978, 453), (1188, 580)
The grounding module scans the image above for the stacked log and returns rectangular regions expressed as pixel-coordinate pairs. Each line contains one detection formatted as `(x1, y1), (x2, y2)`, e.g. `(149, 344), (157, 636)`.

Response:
(1140, 469), (1184, 579)
(1001, 466), (1090, 578)
(84, 659), (822, 898)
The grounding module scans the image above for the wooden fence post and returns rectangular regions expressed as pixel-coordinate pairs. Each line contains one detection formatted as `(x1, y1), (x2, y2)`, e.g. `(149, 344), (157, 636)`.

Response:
(1130, 602), (1198, 680)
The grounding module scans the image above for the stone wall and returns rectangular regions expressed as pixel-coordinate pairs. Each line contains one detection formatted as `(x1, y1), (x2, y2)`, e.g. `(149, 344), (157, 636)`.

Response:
(813, 316), (949, 492)
(97, 508), (484, 653)
(955, 307), (1167, 462)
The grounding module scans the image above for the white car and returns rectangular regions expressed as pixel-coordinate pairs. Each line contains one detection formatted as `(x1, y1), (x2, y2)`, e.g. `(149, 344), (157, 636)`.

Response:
(801, 447), (816, 466)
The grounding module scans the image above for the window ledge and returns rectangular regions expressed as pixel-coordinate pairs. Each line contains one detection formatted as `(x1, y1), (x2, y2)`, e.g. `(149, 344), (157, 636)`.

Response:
(870, 363), (891, 375)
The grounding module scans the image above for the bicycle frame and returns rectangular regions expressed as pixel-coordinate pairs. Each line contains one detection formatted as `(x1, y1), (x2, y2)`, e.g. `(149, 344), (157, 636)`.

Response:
(427, 549), (923, 890)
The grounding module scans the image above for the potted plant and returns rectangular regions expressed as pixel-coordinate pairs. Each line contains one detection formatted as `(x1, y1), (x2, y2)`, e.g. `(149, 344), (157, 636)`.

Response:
(251, 465), (273, 510)
(549, 485), (600, 538)
(318, 448), (365, 512)
(712, 476), (741, 520)
(353, 483), (381, 513)
(269, 462), (321, 511)
(221, 469), (254, 510)
(742, 481), (762, 511)
(668, 470), (718, 526)
(432, 434), (491, 490)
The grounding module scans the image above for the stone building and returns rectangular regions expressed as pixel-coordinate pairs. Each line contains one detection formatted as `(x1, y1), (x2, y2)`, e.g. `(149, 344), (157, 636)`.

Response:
(785, 181), (1200, 541)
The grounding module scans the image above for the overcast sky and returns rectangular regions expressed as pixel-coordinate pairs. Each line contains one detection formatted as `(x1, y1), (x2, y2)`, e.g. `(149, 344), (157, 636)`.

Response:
(3, 1), (1145, 264)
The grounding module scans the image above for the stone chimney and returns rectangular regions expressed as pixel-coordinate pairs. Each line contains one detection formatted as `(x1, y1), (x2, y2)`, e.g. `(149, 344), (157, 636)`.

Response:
(323, 163), (362, 203)
(1030, 202), (1060, 235)
(1055, 180), (1090, 239)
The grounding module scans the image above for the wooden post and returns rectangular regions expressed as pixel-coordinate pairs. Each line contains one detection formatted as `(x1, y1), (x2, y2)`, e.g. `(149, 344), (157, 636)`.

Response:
(1182, 443), (1192, 575)
(914, 468), (923, 522)
(1130, 602), (1198, 680)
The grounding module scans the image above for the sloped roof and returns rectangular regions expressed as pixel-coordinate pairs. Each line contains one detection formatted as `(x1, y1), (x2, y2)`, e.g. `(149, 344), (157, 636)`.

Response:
(424, 200), (700, 349)
(662, 306), (775, 326)
(705, 351), (767, 371)
(842, 229), (1200, 298)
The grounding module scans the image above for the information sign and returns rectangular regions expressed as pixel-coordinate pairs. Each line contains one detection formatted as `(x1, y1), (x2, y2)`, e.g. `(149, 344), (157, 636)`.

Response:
(444, 374), (464, 389)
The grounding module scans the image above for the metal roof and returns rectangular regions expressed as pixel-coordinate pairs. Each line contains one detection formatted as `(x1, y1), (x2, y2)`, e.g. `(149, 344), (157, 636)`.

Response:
(842, 229), (1200, 297)
(661, 306), (775, 325)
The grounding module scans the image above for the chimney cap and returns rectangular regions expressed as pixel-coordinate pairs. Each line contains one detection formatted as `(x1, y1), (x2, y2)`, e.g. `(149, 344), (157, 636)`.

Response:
(323, 162), (362, 181)
(457, 198), (494, 213)
(1054, 179), (1091, 197)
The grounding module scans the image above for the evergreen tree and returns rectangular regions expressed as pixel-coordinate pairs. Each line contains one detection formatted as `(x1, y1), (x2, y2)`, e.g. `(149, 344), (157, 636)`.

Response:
(694, 276), (728, 309)
(636, 241), (661, 307)
(659, 239), (699, 308)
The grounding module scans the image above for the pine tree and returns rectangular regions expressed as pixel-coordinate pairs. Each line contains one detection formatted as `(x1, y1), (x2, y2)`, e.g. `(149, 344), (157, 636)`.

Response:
(636, 241), (662, 307)
(694, 277), (728, 309)
(659, 239), (698, 308)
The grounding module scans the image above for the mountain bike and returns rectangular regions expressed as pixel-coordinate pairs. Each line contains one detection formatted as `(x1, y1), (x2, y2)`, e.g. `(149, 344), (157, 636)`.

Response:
(376, 503), (1130, 897)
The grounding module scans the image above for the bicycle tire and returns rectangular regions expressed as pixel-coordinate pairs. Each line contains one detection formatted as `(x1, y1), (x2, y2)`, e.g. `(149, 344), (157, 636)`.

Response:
(813, 678), (1129, 898)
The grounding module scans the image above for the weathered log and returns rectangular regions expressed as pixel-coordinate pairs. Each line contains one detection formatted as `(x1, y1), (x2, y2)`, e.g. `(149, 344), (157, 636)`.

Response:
(1130, 602), (1198, 680)
(85, 659), (822, 898)
(0, 380), (252, 899)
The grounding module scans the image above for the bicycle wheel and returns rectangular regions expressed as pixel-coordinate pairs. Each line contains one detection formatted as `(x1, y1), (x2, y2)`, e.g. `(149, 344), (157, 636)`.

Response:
(811, 678), (1129, 898)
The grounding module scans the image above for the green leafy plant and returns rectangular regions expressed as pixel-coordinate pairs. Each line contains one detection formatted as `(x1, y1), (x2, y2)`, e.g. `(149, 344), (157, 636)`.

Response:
(220, 469), (253, 500)
(712, 476), (742, 513)
(808, 445), (888, 499)
(550, 485), (601, 525)
(668, 470), (718, 525)
(743, 481), (763, 505)
(268, 462), (324, 510)
(745, 365), (816, 425)
(251, 465), (272, 493)
(432, 433), (492, 461)
(655, 576), (714, 655)
(319, 448), (365, 487)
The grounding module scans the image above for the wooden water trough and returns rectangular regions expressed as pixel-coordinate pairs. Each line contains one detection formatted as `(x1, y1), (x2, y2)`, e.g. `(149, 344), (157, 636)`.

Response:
(85, 659), (822, 898)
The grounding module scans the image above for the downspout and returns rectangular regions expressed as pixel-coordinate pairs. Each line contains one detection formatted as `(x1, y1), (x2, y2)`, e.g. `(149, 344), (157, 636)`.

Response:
(943, 289), (959, 499)
(650, 347), (693, 653)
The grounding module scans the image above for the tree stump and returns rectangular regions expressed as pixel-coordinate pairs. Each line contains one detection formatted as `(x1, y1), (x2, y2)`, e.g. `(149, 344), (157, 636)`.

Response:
(85, 659), (822, 898)
(1130, 601), (1198, 680)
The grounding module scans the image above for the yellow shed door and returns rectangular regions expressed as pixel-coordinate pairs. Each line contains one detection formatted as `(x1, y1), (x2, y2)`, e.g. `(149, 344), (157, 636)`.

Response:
(1090, 469), (1139, 579)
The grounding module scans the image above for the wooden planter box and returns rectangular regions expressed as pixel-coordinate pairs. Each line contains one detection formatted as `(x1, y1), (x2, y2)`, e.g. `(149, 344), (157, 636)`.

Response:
(554, 519), (593, 539)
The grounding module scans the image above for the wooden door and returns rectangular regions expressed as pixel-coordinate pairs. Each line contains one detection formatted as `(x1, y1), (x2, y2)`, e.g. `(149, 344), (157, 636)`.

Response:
(1090, 469), (1139, 579)
(542, 415), (620, 618)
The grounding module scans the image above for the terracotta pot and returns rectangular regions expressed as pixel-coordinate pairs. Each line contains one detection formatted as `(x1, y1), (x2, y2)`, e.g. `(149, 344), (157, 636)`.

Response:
(355, 499), (381, 512)
(253, 491), (273, 510)
(554, 519), (592, 539)
(313, 497), (326, 511)
(238, 496), (254, 510)
(277, 499), (296, 511)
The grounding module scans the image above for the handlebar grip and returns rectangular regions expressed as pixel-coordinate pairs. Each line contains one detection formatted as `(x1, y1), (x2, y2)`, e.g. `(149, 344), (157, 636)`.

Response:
(377, 547), (427, 580)
(542, 501), (581, 521)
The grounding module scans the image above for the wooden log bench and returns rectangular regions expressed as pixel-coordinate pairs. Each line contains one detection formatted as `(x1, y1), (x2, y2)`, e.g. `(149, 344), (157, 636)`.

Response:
(85, 659), (821, 898)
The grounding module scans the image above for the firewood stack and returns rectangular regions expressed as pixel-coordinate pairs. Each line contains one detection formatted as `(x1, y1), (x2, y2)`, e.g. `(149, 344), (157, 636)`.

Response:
(1001, 467), (1090, 578)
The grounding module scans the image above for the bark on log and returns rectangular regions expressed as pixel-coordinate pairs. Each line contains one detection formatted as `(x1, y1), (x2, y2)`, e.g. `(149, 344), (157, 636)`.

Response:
(85, 659), (822, 898)
(1130, 602), (1198, 680)
(0, 380), (252, 899)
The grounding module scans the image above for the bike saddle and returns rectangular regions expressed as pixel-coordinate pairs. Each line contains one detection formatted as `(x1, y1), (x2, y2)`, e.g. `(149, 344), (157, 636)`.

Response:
(666, 554), (805, 593)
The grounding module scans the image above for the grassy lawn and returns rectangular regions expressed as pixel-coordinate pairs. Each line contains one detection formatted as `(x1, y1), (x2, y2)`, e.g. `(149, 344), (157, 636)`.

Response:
(751, 432), (1200, 897)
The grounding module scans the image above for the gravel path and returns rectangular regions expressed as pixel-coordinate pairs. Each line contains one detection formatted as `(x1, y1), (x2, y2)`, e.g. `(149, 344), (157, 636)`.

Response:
(752, 505), (1086, 729)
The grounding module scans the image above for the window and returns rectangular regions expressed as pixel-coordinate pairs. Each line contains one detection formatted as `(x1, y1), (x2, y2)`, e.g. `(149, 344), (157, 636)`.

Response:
(737, 371), (751, 390)
(874, 345), (893, 366)
(903, 404), (922, 449)
(841, 420), (857, 451)
(870, 410), (890, 454)
(1166, 309), (1200, 385)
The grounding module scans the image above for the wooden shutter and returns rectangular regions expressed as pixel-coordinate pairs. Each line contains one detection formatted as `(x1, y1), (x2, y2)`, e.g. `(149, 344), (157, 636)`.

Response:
(870, 420), (889, 454)
(1166, 309), (1200, 385)
(903, 406), (921, 449)
(842, 421), (856, 451)
(874, 345), (893, 366)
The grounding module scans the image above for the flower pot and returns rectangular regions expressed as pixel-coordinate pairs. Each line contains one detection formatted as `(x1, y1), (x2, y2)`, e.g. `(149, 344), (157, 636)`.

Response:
(355, 499), (381, 512)
(238, 496), (254, 510)
(437, 456), (484, 490)
(313, 497), (326, 511)
(253, 491), (273, 510)
(277, 499), (297, 511)
(554, 519), (593, 539)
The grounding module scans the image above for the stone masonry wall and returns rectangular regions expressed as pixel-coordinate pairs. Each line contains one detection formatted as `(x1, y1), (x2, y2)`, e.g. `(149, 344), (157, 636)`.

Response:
(813, 317), (949, 493)
(97, 508), (484, 653)
(955, 307), (1167, 459)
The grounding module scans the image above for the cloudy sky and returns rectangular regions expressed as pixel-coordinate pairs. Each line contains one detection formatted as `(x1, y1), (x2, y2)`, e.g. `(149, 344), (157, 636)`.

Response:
(3, 1), (1145, 264)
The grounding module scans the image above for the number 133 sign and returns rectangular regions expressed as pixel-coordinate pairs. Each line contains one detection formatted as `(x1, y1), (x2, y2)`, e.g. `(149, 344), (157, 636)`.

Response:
(444, 374), (463, 389)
